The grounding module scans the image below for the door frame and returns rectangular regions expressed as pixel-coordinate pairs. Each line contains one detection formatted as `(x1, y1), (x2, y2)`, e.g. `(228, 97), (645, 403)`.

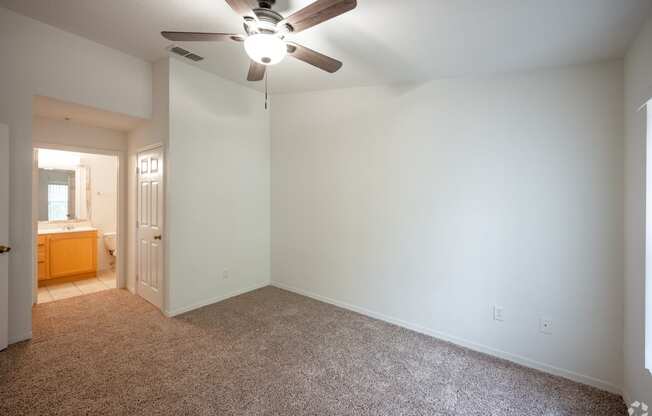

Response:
(32, 143), (126, 303)
(134, 143), (166, 311)
(0, 123), (9, 351)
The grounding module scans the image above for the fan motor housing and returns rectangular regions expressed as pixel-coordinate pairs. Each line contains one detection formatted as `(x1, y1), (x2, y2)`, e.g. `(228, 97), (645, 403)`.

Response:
(244, 0), (293, 35)
(257, 0), (275, 8)
(245, 7), (290, 35)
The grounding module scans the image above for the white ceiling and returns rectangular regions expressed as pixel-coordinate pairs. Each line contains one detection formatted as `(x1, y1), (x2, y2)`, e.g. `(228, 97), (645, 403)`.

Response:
(34, 96), (147, 132)
(2, 0), (650, 93)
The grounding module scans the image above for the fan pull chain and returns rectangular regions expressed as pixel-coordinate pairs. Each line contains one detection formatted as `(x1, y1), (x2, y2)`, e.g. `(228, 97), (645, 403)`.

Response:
(265, 70), (269, 110)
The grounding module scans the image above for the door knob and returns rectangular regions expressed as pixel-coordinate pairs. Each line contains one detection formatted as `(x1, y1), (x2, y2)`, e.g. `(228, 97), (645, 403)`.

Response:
(0, 245), (11, 254)
(154, 235), (162, 240)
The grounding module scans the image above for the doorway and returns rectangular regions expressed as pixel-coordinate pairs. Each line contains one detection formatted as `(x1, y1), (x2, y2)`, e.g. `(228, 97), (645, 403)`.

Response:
(34, 148), (119, 302)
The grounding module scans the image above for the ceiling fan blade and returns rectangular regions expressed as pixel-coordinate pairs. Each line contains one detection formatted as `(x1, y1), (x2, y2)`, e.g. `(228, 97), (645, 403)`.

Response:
(247, 61), (266, 81)
(286, 42), (342, 73)
(161, 31), (244, 42)
(224, 0), (259, 21)
(284, 0), (356, 33)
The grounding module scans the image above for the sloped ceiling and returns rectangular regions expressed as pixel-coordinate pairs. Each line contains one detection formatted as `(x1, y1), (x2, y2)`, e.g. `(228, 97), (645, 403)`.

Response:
(1, 0), (650, 93)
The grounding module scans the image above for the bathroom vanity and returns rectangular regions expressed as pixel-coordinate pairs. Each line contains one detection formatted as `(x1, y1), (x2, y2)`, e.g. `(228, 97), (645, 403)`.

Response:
(38, 227), (97, 283)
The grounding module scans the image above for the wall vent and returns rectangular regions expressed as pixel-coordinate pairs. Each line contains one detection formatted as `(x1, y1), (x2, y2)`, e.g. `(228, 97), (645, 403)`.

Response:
(168, 46), (204, 62)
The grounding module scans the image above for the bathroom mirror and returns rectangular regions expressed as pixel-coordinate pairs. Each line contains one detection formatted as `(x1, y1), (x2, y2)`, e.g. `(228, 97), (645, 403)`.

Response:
(38, 167), (90, 222)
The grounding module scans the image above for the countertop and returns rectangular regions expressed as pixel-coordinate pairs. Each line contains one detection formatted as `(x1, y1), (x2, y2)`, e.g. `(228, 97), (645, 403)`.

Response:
(38, 226), (98, 235)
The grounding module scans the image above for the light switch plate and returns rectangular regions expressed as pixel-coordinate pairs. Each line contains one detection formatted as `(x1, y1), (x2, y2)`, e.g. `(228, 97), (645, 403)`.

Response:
(493, 306), (504, 322)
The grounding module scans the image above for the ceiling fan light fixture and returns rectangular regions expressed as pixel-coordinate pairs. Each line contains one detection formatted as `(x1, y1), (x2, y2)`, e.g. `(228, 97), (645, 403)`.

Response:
(244, 34), (287, 65)
(162, 0), (356, 79)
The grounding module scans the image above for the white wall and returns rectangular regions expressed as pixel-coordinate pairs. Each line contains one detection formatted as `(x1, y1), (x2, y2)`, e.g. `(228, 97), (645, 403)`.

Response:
(624, 16), (652, 406)
(33, 116), (127, 151)
(166, 58), (270, 315)
(80, 154), (118, 271)
(126, 59), (169, 295)
(0, 7), (151, 343)
(271, 61), (625, 392)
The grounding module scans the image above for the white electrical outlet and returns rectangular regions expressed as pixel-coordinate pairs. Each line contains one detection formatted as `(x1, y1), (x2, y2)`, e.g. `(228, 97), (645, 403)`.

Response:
(493, 306), (504, 322)
(222, 269), (229, 279)
(540, 317), (553, 334)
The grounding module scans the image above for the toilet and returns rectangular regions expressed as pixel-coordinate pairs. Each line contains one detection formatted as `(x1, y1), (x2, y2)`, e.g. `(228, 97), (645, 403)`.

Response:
(103, 232), (117, 269)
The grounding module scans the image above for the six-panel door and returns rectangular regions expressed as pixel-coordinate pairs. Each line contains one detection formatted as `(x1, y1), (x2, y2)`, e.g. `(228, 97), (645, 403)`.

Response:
(137, 147), (164, 309)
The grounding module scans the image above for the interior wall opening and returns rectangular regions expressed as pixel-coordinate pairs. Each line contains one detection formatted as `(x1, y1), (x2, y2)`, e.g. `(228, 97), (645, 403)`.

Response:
(29, 94), (151, 313)
(34, 148), (119, 303)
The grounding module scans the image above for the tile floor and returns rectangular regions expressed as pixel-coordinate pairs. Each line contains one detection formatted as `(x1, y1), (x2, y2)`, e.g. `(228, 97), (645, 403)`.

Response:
(37, 270), (116, 303)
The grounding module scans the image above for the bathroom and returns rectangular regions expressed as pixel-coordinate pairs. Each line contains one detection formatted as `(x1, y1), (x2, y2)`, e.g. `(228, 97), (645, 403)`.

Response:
(35, 148), (119, 303)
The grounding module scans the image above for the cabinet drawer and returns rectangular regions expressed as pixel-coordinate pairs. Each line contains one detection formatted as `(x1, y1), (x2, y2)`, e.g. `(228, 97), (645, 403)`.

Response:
(38, 244), (46, 262)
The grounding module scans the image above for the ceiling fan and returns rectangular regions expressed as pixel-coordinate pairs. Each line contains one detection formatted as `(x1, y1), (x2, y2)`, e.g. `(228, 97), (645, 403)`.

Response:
(162, 0), (357, 81)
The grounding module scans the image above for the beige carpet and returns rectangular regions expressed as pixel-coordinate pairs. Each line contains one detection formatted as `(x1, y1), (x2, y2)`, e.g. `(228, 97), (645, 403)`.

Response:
(1, 287), (626, 415)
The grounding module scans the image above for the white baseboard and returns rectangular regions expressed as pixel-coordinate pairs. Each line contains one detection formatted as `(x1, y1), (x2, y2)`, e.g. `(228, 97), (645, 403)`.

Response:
(164, 282), (269, 317)
(9, 331), (32, 345)
(622, 389), (632, 409)
(271, 281), (623, 396)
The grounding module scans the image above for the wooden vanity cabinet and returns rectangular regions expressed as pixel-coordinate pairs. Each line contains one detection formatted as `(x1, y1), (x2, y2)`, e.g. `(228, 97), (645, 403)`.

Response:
(38, 231), (97, 282)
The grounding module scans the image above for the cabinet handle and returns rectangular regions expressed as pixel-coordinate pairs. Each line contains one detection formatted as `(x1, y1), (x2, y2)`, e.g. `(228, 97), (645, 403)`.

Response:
(0, 245), (11, 254)
(154, 235), (162, 240)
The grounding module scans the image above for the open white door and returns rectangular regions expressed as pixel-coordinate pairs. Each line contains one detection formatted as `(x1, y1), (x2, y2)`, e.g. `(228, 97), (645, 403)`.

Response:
(0, 124), (10, 350)
(136, 146), (164, 309)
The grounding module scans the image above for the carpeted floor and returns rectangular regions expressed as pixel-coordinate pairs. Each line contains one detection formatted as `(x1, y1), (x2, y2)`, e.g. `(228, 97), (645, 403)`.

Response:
(1, 286), (626, 415)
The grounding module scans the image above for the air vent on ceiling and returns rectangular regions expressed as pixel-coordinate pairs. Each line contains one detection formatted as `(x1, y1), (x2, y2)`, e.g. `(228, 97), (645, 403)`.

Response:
(168, 46), (204, 62)
(185, 53), (204, 62)
(170, 46), (190, 56)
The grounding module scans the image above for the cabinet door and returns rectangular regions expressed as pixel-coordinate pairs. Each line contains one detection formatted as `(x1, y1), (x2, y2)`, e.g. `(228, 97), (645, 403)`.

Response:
(49, 232), (97, 278)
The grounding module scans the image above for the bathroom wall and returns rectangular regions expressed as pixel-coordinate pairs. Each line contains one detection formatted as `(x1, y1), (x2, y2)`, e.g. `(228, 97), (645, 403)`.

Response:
(79, 154), (118, 272)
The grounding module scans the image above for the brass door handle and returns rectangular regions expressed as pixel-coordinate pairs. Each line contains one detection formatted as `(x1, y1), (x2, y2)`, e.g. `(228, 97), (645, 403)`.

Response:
(0, 245), (11, 254)
(154, 235), (162, 240)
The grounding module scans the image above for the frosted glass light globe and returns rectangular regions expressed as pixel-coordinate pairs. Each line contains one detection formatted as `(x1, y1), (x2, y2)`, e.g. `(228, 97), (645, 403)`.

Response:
(244, 34), (287, 65)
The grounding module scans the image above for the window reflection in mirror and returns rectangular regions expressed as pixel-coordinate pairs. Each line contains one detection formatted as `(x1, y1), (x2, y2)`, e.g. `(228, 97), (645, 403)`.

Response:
(38, 169), (76, 221)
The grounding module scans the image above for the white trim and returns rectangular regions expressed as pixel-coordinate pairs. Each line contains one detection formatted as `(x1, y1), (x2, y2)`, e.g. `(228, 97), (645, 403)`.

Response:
(639, 101), (652, 370)
(637, 90), (652, 112)
(622, 389), (633, 409)
(164, 282), (269, 317)
(136, 142), (164, 153)
(271, 280), (623, 396)
(8, 331), (32, 344)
